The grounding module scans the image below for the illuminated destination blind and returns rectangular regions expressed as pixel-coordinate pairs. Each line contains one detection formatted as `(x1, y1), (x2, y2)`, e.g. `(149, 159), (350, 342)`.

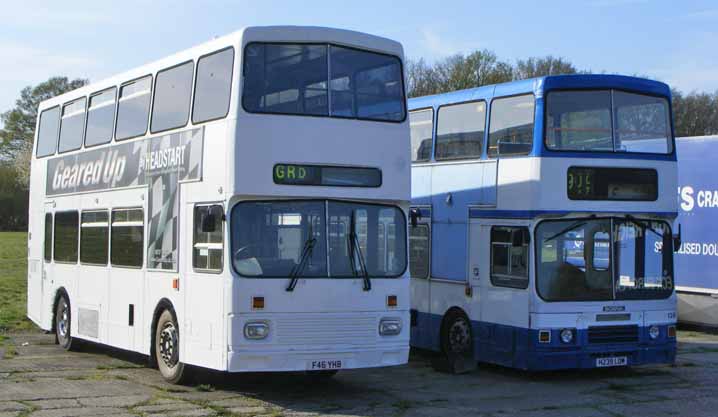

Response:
(273, 163), (381, 187)
(567, 167), (657, 201)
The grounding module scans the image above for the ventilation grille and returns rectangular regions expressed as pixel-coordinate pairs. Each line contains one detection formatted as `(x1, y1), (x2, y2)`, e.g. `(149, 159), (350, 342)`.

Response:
(588, 325), (639, 344)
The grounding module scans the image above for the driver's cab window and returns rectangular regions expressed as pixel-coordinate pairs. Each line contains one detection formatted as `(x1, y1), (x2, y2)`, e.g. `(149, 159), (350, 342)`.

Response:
(193, 205), (224, 272)
(490, 226), (529, 289)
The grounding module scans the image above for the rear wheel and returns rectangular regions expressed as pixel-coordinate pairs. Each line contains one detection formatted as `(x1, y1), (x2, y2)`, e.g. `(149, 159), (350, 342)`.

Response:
(55, 294), (77, 351)
(155, 309), (190, 384)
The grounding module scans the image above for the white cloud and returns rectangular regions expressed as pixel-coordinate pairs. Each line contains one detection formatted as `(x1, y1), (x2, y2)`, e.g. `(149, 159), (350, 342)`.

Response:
(419, 27), (476, 60)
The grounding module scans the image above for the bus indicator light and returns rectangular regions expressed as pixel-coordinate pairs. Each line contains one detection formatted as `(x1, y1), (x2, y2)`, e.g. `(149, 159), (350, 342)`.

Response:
(539, 330), (551, 343)
(172, 278), (180, 291)
(252, 296), (265, 310)
(387, 295), (397, 307)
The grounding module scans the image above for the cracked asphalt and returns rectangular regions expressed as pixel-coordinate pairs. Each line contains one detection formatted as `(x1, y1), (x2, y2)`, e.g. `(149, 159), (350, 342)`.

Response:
(1, 331), (718, 417)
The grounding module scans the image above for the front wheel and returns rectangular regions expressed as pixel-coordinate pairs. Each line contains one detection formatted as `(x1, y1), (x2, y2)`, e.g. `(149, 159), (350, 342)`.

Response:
(155, 309), (190, 384)
(55, 294), (78, 351)
(437, 310), (475, 374)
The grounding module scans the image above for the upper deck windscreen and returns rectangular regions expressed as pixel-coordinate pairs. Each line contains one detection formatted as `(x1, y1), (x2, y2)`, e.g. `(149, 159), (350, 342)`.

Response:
(546, 90), (672, 154)
(242, 43), (405, 122)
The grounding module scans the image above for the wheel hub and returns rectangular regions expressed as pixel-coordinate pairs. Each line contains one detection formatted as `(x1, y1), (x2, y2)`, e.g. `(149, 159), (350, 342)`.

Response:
(448, 319), (471, 353)
(159, 323), (179, 368)
(58, 304), (68, 338)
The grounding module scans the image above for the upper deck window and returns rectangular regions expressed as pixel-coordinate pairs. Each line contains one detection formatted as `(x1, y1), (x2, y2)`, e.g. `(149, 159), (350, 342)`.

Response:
(193, 47), (234, 123)
(116, 75), (152, 141)
(242, 43), (405, 122)
(409, 109), (433, 162)
(85, 88), (116, 147)
(436, 101), (486, 160)
(58, 97), (87, 153)
(546, 90), (672, 154)
(488, 94), (535, 158)
(36, 106), (60, 157)
(151, 61), (194, 133)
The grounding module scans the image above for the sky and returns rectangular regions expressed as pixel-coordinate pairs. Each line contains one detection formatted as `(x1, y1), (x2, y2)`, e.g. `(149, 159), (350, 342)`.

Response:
(1, 0), (717, 117)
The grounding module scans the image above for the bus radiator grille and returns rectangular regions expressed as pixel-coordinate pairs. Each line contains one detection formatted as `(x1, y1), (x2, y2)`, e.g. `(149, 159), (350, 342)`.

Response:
(274, 315), (378, 347)
(587, 325), (639, 344)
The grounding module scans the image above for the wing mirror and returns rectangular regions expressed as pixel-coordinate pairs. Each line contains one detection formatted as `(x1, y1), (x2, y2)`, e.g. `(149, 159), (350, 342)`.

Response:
(672, 223), (682, 253)
(409, 208), (422, 228)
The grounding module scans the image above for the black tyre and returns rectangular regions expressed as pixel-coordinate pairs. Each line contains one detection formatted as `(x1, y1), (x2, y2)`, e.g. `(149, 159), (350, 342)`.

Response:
(55, 294), (78, 351)
(438, 310), (475, 374)
(155, 309), (190, 384)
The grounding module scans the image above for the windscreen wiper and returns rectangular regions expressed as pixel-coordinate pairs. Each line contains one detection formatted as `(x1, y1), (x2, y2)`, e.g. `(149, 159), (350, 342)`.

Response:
(543, 219), (588, 243)
(286, 237), (316, 292)
(349, 211), (371, 291)
(624, 215), (664, 239)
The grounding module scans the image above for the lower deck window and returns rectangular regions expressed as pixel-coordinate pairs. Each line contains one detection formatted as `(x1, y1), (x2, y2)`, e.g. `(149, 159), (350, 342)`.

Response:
(80, 211), (109, 265)
(193, 205), (224, 271)
(54, 211), (79, 263)
(111, 209), (144, 268)
(490, 226), (529, 288)
(409, 224), (430, 279)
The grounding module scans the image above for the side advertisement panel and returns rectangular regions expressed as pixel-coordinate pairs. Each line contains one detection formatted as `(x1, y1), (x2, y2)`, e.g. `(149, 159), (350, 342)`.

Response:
(45, 127), (204, 270)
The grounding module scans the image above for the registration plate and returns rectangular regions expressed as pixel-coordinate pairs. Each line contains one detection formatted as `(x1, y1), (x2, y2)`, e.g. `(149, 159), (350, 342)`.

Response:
(596, 356), (628, 368)
(308, 360), (343, 370)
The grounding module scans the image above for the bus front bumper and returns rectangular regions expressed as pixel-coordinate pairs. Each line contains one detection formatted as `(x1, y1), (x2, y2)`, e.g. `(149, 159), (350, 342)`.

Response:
(526, 341), (676, 371)
(227, 344), (409, 372)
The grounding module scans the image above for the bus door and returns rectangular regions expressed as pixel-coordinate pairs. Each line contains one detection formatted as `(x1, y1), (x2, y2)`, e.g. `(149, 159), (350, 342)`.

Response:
(474, 220), (530, 366)
(409, 206), (432, 349)
(183, 203), (225, 370)
(30, 203), (54, 324)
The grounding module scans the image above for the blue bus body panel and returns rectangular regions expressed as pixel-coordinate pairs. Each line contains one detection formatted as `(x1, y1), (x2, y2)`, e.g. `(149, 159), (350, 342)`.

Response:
(676, 136), (718, 291)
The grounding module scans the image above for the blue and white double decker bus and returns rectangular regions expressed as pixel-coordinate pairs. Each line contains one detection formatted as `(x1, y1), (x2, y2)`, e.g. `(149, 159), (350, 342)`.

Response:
(407, 75), (679, 371)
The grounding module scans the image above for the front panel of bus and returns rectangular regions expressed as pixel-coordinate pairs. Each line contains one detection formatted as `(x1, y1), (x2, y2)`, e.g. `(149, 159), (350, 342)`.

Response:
(224, 28), (411, 372)
(527, 83), (678, 369)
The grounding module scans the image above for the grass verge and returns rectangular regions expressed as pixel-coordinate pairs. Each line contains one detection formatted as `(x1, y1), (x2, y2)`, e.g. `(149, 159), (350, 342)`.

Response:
(0, 232), (34, 333)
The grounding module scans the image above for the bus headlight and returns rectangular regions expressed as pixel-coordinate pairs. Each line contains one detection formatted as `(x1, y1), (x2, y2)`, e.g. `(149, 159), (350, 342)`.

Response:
(560, 328), (575, 344)
(649, 325), (660, 340)
(379, 318), (402, 336)
(244, 321), (270, 340)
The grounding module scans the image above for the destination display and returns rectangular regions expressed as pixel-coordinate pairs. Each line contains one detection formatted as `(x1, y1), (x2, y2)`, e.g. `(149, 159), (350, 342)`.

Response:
(567, 166), (657, 201)
(273, 163), (381, 187)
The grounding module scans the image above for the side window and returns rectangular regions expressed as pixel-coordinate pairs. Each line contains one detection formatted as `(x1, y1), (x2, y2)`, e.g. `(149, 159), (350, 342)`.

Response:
(193, 48), (234, 123)
(85, 88), (116, 147)
(44, 213), (53, 262)
(54, 211), (79, 263)
(436, 101), (486, 160)
(36, 106), (60, 157)
(58, 98), (87, 153)
(409, 109), (433, 162)
(116, 76), (152, 140)
(193, 205), (224, 271)
(490, 226), (529, 289)
(111, 209), (144, 268)
(409, 223), (430, 279)
(151, 61), (194, 133)
(80, 211), (109, 265)
(488, 94), (535, 158)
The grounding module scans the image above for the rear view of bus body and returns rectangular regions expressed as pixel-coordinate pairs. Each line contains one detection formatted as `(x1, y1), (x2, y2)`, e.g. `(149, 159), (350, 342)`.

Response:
(26, 26), (411, 383)
(408, 75), (678, 371)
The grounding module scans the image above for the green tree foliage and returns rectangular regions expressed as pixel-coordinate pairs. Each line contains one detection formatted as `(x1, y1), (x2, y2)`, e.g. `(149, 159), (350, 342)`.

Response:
(513, 56), (580, 80)
(671, 89), (718, 137)
(0, 77), (88, 187)
(0, 163), (28, 231)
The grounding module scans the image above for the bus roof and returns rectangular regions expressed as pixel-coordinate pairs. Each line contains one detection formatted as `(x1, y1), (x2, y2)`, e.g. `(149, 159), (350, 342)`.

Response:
(37, 25), (405, 112)
(408, 74), (671, 111)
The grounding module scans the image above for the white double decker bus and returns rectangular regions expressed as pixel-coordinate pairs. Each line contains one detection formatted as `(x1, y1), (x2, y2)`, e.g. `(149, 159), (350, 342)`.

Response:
(26, 26), (410, 383)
